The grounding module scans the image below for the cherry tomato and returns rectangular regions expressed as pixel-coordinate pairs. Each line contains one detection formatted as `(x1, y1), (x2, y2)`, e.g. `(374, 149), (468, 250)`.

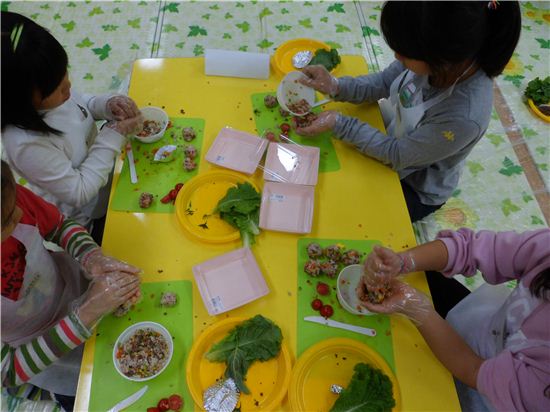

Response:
(316, 282), (330, 296)
(169, 189), (179, 199)
(280, 123), (291, 133)
(161, 194), (172, 204)
(147, 408), (160, 412)
(320, 304), (334, 318)
(311, 298), (323, 311)
(175, 183), (184, 191)
(168, 394), (184, 411)
(157, 398), (170, 412)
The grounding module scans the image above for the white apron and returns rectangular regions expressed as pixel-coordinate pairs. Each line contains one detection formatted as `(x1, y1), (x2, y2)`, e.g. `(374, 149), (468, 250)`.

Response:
(379, 65), (474, 139)
(1, 223), (87, 395)
(446, 282), (548, 410)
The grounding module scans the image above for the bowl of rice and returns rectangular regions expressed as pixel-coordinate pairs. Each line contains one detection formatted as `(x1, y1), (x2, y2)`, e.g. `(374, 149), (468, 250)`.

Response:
(113, 321), (173, 381)
(134, 106), (169, 143)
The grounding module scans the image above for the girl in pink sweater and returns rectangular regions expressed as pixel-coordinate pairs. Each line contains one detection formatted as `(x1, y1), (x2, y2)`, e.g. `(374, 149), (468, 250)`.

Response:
(359, 228), (550, 411)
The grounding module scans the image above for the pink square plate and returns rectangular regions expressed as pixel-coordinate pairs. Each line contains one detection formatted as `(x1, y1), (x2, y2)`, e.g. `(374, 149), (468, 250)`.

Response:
(263, 143), (320, 185)
(205, 127), (268, 174)
(259, 181), (315, 234)
(192, 247), (269, 315)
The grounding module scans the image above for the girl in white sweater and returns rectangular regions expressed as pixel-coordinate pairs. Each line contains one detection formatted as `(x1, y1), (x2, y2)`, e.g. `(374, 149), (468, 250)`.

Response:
(1, 11), (142, 229)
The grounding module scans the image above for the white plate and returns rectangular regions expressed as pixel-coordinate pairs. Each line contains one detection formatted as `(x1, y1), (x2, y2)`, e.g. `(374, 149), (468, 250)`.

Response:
(192, 247), (269, 315)
(259, 181), (315, 234)
(263, 142), (320, 185)
(205, 127), (268, 174)
(113, 321), (173, 381)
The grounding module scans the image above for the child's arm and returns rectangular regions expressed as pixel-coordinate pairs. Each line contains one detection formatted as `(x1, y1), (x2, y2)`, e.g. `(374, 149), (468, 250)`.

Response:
(335, 60), (405, 104)
(1, 312), (91, 387)
(437, 228), (550, 284)
(333, 112), (481, 172)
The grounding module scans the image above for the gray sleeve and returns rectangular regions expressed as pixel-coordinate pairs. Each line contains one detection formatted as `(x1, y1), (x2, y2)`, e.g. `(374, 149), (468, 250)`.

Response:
(333, 113), (482, 172)
(334, 60), (405, 104)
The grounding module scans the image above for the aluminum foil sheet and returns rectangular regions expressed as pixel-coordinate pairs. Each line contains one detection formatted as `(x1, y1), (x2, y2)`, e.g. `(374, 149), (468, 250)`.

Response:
(330, 384), (344, 394)
(203, 378), (239, 412)
(292, 51), (313, 69)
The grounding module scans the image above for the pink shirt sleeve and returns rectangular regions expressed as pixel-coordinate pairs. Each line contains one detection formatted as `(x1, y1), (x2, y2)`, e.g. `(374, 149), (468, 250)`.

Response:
(436, 228), (550, 285)
(477, 348), (550, 411)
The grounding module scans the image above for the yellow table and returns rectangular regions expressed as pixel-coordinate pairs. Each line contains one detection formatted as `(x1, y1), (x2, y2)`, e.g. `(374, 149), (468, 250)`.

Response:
(76, 57), (460, 411)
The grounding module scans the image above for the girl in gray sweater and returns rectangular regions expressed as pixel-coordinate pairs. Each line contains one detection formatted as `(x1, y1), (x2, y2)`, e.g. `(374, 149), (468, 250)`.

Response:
(298, 1), (521, 222)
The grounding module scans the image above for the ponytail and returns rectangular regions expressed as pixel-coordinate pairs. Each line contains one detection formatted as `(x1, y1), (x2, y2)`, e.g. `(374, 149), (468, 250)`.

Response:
(477, 1), (521, 77)
(530, 267), (550, 302)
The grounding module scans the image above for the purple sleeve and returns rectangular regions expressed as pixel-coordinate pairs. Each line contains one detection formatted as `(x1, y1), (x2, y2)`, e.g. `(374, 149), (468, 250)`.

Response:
(436, 228), (550, 284)
(477, 349), (550, 411)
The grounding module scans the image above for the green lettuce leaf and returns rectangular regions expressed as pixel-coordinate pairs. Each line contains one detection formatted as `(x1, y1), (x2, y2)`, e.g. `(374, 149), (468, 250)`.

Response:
(330, 363), (395, 412)
(206, 315), (282, 394)
(308, 48), (341, 72)
(214, 182), (261, 247)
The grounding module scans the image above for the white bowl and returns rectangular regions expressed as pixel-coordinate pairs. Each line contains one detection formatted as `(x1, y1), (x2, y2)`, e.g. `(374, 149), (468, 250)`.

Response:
(134, 106), (169, 143)
(113, 321), (173, 381)
(336, 264), (373, 316)
(277, 71), (316, 117)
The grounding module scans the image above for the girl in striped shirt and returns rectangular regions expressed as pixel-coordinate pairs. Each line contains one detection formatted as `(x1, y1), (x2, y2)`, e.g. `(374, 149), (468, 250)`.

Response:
(1, 160), (141, 402)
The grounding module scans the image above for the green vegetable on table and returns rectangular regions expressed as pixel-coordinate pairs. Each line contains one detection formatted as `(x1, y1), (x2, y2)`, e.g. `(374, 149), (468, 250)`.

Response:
(205, 315), (283, 394)
(524, 76), (550, 106)
(330, 362), (396, 412)
(214, 182), (261, 248)
(308, 48), (341, 72)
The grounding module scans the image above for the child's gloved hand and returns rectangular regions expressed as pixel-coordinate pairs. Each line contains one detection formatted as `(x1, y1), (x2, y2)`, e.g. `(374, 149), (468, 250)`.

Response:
(299, 65), (339, 96)
(360, 280), (433, 325)
(75, 272), (141, 328)
(295, 110), (339, 136)
(82, 248), (141, 278)
(363, 245), (402, 288)
(105, 114), (143, 136)
(107, 95), (140, 121)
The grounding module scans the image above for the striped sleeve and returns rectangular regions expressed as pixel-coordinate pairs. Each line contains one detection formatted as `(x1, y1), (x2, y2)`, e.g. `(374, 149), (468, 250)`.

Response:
(1, 313), (92, 387)
(45, 218), (99, 262)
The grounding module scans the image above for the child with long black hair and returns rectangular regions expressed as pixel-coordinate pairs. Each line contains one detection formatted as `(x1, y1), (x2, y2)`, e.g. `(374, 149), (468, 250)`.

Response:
(1, 11), (143, 230)
(359, 228), (550, 411)
(297, 1), (521, 222)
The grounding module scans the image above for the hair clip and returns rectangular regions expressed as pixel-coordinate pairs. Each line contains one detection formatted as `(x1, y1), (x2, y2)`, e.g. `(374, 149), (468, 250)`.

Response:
(487, 0), (499, 10)
(10, 23), (23, 52)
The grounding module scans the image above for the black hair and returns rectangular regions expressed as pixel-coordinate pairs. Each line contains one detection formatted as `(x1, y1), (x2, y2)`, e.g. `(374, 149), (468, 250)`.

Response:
(1, 11), (68, 135)
(530, 267), (550, 302)
(380, 1), (521, 78)
(1, 160), (17, 227)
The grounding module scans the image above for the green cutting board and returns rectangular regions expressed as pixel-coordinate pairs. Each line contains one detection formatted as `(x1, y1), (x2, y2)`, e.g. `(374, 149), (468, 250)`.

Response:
(297, 238), (395, 371)
(89, 280), (193, 411)
(111, 118), (205, 213)
(251, 92), (341, 173)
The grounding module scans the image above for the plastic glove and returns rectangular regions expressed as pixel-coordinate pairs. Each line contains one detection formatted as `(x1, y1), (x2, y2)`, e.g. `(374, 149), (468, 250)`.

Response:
(359, 280), (433, 325)
(75, 272), (141, 328)
(107, 95), (140, 121)
(82, 249), (141, 279)
(363, 245), (402, 288)
(105, 113), (143, 136)
(299, 65), (339, 96)
(295, 110), (339, 136)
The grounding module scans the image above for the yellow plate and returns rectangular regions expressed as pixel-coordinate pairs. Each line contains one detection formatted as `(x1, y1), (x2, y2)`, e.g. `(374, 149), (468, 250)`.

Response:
(289, 338), (401, 411)
(272, 38), (332, 75)
(527, 98), (550, 123)
(186, 317), (292, 411)
(174, 170), (258, 243)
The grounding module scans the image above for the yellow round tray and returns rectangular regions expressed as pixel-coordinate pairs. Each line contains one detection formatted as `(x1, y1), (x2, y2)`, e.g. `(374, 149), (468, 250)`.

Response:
(272, 38), (331, 75)
(527, 98), (550, 123)
(288, 338), (401, 411)
(186, 317), (292, 411)
(174, 170), (258, 243)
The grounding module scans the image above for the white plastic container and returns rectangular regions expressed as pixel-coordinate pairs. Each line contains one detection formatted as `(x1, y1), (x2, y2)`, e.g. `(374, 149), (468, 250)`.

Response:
(336, 264), (373, 316)
(134, 106), (169, 143)
(277, 71), (317, 117)
(113, 321), (173, 381)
